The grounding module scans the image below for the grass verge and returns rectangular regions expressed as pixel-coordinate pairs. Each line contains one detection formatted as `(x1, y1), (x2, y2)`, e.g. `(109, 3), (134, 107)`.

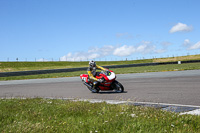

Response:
(0, 60), (153, 72)
(0, 98), (200, 133)
(1, 54), (200, 72)
(1, 62), (200, 81)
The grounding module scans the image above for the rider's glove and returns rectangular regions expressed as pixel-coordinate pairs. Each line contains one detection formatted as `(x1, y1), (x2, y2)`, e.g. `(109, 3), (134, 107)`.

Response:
(97, 79), (104, 83)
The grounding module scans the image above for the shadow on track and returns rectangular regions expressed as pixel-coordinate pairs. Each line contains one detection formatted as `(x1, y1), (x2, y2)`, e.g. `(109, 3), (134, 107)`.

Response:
(98, 91), (128, 94)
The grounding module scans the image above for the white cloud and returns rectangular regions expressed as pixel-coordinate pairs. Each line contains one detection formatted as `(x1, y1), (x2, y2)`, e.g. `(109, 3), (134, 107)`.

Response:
(60, 52), (100, 61)
(113, 45), (136, 56)
(136, 41), (163, 54)
(136, 44), (153, 53)
(60, 45), (115, 61)
(182, 39), (200, 50)
(183, 39), (191, 46)
(88, 53), (100, 59)
(189, 41), (200, 50)
(169, 22), (193, 33)
(60, 42), (166, 61)
(88, 45), (115, 54)
(113, 41), (165, 57)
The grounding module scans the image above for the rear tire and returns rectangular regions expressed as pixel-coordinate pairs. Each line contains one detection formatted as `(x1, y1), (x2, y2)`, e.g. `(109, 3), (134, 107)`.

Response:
(112, 81), (124, 93)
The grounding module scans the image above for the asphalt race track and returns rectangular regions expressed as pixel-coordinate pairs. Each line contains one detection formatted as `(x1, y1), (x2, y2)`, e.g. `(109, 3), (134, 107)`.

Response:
(1, 70), (200, 106)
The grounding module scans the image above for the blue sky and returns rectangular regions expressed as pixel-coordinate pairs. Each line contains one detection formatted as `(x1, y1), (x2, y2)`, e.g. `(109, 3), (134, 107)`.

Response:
(0, 0), (200, 61)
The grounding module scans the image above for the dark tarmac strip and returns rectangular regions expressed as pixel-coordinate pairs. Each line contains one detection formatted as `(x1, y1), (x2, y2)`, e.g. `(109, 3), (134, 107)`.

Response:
(1, 70), (200, 114)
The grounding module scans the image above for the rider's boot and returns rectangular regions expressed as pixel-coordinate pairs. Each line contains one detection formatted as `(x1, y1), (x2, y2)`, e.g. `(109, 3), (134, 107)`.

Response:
(92, 81), (99, 92)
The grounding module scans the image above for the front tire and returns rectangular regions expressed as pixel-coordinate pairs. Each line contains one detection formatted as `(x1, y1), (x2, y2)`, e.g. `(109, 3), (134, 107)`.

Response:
(112, 81), (124, 93)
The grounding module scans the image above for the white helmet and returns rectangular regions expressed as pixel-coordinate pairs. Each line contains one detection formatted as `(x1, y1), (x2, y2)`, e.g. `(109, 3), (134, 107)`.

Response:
(89, 60), (96, 67)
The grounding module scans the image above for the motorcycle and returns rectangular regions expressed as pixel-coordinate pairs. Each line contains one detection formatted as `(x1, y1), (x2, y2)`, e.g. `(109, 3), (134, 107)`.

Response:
(80, 69), (124, 93)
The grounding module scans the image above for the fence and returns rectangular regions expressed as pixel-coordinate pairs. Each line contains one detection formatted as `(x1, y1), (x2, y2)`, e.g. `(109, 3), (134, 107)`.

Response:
(1, 53), (197, 62)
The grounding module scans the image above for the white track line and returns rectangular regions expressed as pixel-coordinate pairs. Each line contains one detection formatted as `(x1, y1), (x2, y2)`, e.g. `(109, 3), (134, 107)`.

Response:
(75, 99), (200, 115)
(179, 109), (200, 115)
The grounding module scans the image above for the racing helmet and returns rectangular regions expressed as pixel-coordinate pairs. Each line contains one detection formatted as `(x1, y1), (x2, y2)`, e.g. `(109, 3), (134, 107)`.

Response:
(89, 60), (96, 67)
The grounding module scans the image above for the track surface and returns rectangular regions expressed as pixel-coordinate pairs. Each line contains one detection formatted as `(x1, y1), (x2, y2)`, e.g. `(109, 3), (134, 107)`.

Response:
(1, 70), (200, 106)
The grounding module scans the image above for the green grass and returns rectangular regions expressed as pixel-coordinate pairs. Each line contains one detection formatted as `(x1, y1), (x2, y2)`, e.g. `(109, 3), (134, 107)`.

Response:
(0, 60), (153, 72)
(1, 54), (200, 81)
(0, 62), (89, 72)
(153, 54), (200, 62)
(0, 70), (86, 81)
(0, 98), (199, 133)
(113, 62), (200, 74)
(1, 62), (200, 81)
(1, 54), (200, 73)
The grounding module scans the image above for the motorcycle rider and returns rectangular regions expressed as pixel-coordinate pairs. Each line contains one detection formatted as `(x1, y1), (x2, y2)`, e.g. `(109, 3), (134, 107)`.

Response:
(87, 60), (107, 91)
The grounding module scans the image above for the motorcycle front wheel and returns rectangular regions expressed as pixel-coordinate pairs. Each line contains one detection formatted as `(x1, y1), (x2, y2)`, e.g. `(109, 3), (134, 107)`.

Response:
(112, 80), (124, 93)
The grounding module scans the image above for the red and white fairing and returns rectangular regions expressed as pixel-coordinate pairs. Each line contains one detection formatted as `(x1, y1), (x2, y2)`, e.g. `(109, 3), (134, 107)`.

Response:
(80, 70), (116, 90)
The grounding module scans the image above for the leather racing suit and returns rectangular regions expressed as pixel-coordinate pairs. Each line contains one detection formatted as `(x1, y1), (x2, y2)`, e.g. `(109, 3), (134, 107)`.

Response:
(87, 65), (106, 82)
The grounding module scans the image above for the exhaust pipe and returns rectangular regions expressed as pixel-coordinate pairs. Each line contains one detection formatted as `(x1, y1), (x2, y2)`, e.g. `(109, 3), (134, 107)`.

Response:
(83, 81), (92, 88)
(83, 81), (98, 93)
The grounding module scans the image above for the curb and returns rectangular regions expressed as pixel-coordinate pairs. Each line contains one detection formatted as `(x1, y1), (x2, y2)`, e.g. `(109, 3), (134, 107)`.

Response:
(2, 97), (199, 115)
(45, 98), (200, 115)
